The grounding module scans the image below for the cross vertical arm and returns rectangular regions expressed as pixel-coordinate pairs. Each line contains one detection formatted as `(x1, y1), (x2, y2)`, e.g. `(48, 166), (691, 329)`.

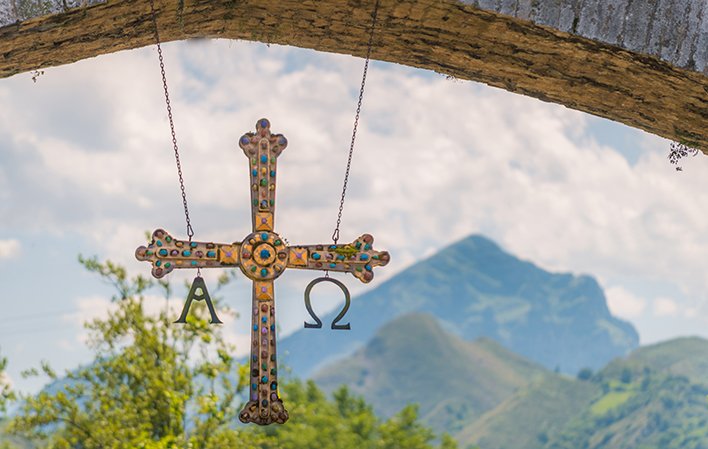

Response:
(239, 280), (288, 425)
(239, 118), (288, 233)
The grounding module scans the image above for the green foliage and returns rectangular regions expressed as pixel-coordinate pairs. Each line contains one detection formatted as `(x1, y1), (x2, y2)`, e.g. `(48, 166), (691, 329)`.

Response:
(0, 352), (14, 416)
(9, 257), (247, 449)
(258, 381), (457, 449)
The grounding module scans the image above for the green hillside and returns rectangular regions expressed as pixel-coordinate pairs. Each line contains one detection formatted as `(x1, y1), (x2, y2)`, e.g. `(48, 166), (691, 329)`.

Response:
(458, 375), (599, 449)
(313, 313), (547, 434)
(313, 313), (708, 449)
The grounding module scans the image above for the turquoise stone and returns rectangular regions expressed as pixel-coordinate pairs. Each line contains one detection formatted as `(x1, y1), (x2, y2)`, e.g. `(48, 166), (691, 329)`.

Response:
(365, 264), (372, 271)
(252, 169), (258, 176)
(156, 241), (163, 247)
(261, 233), (268, 241)
(270, 170), (276, 177)
(270, 382), (277, 391)
(253, 325), (258, 331)
(360, 254), (369, 261)
(329, 263), (336, 268)
(182, 250), (191, 257)
(155, 260), (161, 267)
(365, 244), (372, 250)
(329, 245), (337, 250)
(261, 399), (268, 407)
(261, 376), (268, 383)
(270, 324), (275, 331)
(207, 251), (216, 258)
(252, 383), (257, 390)
(312, 253), (321, 260)
(260, 249), (271, 259)
(260, 155), (268, 163)
(261, 268), (268, 277)
(191, 261), (197, 266)
(262, 316), (267, 323)
(190, 242), (197, 248)
(158, 249), (168, 256)
(337, 255), (345, 261)
(355, 242), (361, 249)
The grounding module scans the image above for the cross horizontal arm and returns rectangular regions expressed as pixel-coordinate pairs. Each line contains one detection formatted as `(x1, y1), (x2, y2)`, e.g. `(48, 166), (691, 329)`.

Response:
(135, 229), (241, 279)
(287, 234), (390, 283)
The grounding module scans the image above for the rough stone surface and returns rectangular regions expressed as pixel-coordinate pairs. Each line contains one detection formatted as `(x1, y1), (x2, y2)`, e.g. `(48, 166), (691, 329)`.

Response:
(0, 0), (706, 150)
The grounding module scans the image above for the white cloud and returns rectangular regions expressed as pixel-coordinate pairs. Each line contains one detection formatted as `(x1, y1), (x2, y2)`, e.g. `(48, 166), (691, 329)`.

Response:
(0, 371), (12, 389)
(2, 37), (708, 382)
(605, 286), (647, 318)
(0, 239), (20, 259)
(653, 297), (679, 317)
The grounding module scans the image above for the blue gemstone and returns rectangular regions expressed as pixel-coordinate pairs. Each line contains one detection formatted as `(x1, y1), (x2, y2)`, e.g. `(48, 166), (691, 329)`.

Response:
(260, 249), (271, 259)
(155, 260), (161, 267)
(252, 383), (257, 390)
(260, 119), (268, 128)
(278, 137), (287, 145)
(261, 233), (268, 241)
(312, 253), (321, 260)
(182, 250), (191, 257)
(270, 382), (277, 390)
(252, 169), (258, 176)
(158, 249), (168, 256)
(156, 240), (163, 247)
(261, 399), (268, 407)
(261, 376), (268, 383)
(252, 355), (257, 362)
(190, 242), (197, 248)
(207, 251), (216, 258)
(260, 155), (268, 163)
(261, 200), (268, 208)
(270, 170), (276, 177)
(337, 255), (345, 261)
(241, 136), (250, 145)
(270, 324), (275, 331)
(329, 263), (336, 268)
(365, 244), (372, 250)
(191, 261), (197, 266)
(253, 325), (258, 331)
(360, 254), (369, 261)
(262, 316), (267, 323)
(261, 268), (268, 277)
(365, 264), (372, 271)
(329, 245), (337, 250)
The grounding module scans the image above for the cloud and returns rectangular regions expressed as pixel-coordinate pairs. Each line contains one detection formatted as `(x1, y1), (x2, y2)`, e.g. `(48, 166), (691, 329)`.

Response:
(605, 286), (647, 318)
(653, 297), (679, 317)
(0, 239), (20, 259)
(2, 38), (708, 353)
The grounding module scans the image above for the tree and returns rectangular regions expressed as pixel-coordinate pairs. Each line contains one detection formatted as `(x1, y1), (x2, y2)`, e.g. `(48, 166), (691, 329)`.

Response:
(0, 351), (14, 416)
(8, 257), (459, 449)
(10, 256), (254, 449)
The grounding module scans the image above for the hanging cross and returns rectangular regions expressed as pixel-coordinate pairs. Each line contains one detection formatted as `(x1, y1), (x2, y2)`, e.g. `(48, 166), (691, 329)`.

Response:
(135, 118), (390, 425)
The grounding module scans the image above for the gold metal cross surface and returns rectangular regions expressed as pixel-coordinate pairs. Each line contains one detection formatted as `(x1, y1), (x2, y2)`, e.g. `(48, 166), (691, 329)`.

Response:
(135, 118), (390, 425)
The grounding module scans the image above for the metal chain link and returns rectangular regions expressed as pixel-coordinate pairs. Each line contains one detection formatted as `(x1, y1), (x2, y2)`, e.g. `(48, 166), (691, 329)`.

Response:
(149, 0), (195, 241)
(331, 0), (380, 245)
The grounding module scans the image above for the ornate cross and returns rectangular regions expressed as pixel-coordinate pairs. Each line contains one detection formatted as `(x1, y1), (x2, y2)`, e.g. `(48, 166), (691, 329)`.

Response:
(135, 119), (390, 425)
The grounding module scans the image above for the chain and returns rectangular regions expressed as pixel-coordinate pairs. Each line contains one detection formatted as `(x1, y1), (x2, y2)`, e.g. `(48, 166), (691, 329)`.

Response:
(149, 0), (195, 241)
(331, 0), (380, 245)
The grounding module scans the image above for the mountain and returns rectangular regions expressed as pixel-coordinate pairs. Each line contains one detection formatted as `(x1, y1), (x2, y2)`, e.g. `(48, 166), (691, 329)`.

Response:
(313, 313), (547, 433)
(280, 234), (638, 376)
(312, 313), (708, 449)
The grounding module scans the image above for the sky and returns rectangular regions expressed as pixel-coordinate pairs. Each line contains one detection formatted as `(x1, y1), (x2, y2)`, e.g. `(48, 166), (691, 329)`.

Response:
(1, 38), (707, 394)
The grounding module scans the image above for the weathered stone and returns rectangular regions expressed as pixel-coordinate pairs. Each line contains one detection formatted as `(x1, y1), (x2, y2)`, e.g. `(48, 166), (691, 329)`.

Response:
(0, 0), (706, 150)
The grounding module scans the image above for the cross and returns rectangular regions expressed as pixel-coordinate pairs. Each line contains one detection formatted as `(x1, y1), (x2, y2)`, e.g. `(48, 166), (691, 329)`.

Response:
(135, 118), (390, 425)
